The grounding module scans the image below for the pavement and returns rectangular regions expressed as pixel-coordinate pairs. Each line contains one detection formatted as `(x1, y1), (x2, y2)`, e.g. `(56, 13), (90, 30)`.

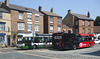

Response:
(0, 44), (100, 59)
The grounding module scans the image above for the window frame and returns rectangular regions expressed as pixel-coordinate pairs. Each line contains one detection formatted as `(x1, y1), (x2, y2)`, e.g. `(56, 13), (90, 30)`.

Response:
(58, 17), (61, 24)
(27, 24), (32, 31)
(0, 22), (5, 31)
(50, 16), (53, 23)
(50, 25), (54, 32)
(35, 24), (40, 31)
(58, 26), (61, 32)
(27, 13), (32, 21)
(82, 20), (85, 26)
(88, 21), (90, 26)
(18, 22), (25, 30)
(35, 16), (39, 22)
(19, 12), (23, 20)
(83, 28), (85, 34)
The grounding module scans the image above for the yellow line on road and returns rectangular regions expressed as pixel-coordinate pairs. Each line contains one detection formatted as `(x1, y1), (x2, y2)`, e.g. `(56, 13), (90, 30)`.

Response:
(19, 52), (59, 59)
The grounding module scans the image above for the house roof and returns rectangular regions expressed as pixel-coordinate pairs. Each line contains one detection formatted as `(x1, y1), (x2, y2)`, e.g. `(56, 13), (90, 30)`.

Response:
(41, 11), (62, 17)
(8, 4), (43, 15)
(62, 25), (70, 28)
(94, 26), (100, 33)
(0, 8), (9, 13)
(71, 13), (93, 21)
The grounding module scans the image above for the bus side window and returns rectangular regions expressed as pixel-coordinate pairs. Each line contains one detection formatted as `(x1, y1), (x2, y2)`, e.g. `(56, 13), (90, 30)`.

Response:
(82, 36), (85, 41)
(88, 36), (91, 41)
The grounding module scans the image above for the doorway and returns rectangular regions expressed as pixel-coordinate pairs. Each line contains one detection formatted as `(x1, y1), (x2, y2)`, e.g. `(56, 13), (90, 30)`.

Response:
(7, 36), (10, 46)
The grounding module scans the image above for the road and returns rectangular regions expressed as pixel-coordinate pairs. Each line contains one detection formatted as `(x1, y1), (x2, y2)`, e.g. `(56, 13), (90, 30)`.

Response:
(0, 44), (100, 59)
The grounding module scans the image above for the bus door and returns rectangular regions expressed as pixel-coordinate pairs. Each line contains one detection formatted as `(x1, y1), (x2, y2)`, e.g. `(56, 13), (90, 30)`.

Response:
(53, 34), (62, 48)
(81, 36), (89, 47)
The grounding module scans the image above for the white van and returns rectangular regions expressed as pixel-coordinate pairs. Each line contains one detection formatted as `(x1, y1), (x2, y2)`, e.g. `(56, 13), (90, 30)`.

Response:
(94, 34), (100, 44)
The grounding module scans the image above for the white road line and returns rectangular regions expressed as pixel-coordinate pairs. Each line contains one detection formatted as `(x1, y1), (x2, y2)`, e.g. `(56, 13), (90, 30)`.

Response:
(18, 52), (59, 59)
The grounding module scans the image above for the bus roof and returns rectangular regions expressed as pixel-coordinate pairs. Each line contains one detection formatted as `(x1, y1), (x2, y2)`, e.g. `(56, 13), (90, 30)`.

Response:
(78, 33), (94, 36)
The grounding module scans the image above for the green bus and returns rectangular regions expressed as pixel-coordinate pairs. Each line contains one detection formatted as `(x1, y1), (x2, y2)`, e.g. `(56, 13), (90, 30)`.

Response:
(17, 34), (52, 49)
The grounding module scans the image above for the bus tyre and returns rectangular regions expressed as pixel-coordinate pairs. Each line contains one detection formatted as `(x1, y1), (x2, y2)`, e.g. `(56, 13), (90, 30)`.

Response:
(89, 43), (91, 47)
(73, 45), (76, 50)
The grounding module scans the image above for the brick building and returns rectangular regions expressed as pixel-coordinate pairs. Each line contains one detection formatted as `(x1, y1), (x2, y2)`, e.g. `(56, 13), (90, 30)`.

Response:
(0, 2), (11, 47)
(62, 25), (73, 33)
(39, 6), (62, 34)
(1, 0), (44, 45)
(63, 10), (94, 34)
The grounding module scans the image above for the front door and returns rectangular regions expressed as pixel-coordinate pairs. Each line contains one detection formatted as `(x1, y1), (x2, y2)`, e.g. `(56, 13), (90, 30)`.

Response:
(7, 36), (10, 46)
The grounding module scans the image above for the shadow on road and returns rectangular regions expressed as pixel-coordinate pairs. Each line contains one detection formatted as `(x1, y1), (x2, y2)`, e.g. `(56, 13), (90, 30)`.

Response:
(82, 50), (100, 56)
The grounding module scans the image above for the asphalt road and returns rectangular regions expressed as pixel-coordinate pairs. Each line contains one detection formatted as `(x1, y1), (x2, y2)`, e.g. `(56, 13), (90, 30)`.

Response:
(0, 44), (100, 59)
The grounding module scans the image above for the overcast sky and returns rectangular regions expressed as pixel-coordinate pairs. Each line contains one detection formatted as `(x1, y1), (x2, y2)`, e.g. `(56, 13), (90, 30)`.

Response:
(0, 0), (100, 20)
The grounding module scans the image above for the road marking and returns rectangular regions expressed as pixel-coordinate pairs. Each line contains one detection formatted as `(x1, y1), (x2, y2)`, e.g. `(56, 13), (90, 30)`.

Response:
(18, 52), (59, 59)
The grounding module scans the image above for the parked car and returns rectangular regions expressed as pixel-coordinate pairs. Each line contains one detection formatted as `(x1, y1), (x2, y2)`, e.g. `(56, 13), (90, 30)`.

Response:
(94, 34), (100, 44)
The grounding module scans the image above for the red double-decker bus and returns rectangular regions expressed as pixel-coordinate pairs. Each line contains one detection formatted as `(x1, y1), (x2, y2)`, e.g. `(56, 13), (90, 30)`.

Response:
(52, 33), (95, 50)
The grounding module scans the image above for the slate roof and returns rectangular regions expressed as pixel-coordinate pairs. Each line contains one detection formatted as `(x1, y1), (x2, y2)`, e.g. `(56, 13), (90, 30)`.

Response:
(41, 11), (62, 17)
(0, 8), (9, 13)
(71, 13), (93, 20)
(94, 26), (100, 33)
(8, 4), (43, 15)
(62, 25), (70, 28)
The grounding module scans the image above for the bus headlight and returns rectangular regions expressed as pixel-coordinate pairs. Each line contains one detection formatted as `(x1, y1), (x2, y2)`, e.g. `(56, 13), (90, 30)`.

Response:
(22, 43), (25, 46)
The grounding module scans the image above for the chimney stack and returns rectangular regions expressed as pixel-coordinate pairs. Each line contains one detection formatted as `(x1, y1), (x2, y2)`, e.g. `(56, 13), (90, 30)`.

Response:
(39, 6), (42, 12)
(50, 8), (54, 13)
(68, 9), (71, 14)
(5, 0), (9, 6)
(87, 11), (90, 18)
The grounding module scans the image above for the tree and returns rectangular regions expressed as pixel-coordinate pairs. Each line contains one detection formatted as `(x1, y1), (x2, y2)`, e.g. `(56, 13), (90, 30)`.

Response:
(94, 16), (100, 26)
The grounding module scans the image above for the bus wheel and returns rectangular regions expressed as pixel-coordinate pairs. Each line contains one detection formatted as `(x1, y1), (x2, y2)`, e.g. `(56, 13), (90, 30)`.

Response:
(73, 45), (76, 50)
(89, 43), (91, 47)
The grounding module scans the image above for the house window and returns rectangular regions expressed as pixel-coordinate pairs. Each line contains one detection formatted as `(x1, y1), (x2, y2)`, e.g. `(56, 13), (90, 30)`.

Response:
(76, 21), (78, 25)
(50, 16), (53, 23)
(27, 24), (32, 31)
(0, 22), (5, 31)
(58, 26), (61, 32)
(19, 12), (23, 20)
(0, 35), (4, 43)
(63, 29), (66, 32)
(68, 30), (71, 33)
(88, 21), (90, 26)
(82, 20), (85, 26)
(0, 12), (2, 19)
(35, 24), (40, 31)
(50, 25), (54, 32)
(35, 16), (39, 22)
(83, 28), (85, 34)
(88, 28), (91, 34)
(58, 17), (61, 24)
(18, 23), (25, 30)
(27, 13), (32, 21)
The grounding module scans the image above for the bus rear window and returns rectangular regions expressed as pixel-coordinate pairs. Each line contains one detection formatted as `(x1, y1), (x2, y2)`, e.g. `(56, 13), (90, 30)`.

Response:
(54, 36), (62, 39)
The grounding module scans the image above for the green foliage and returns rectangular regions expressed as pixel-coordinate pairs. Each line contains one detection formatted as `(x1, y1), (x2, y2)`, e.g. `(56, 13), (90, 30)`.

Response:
(94, 16), (100, 26)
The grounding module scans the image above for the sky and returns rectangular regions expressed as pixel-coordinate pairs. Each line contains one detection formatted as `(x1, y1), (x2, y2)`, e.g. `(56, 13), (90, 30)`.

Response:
(0, 0), (100, 20)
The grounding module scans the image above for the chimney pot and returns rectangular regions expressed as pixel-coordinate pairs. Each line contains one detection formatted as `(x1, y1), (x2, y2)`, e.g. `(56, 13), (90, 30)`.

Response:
(39, 6), (42, 12)
(5, 0), (9, 6)
(68, 9), (71, 14)
(50, 8), (54, 13)
(87, 11), (90, 18)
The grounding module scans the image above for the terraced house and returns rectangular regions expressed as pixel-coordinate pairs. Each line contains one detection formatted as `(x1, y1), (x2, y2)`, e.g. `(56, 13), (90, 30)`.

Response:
(63, 10), (94, 34)
(39, 6), (62, 34)
(1, 0), (44, 46)
(0, 2), (11, 47)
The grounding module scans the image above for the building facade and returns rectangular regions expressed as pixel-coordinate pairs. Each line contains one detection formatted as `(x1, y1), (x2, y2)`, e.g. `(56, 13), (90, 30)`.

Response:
(62, 25), (73, 33)
(0, 2), (11, 47)
(63, 10), (94, 34)
(39, 6), (62, 34)
(1, 0), (44, 46)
